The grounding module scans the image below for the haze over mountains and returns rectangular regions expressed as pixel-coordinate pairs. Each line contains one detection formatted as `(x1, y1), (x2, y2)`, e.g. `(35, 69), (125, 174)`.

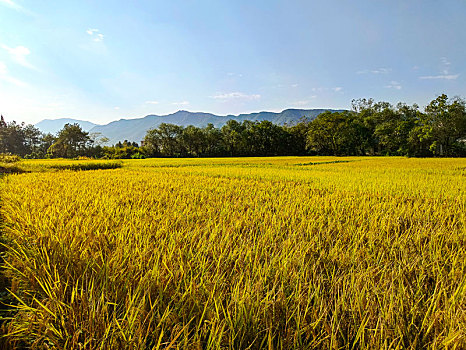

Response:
(35, 109), (342, 145)
(35, 118), (99, 135)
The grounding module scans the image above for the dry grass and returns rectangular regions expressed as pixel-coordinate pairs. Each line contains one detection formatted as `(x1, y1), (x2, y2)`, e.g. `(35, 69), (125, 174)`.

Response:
(0, 157), (465, 349)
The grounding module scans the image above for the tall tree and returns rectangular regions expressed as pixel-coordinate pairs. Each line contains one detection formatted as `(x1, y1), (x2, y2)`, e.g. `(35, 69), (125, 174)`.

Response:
(144, 123), (185, 157)
(284, 118), (312, 155)
(0, 120), (27, 156)
(306, 111), (362, 155)
(181, 125), (208, 156)
(48, 123), (93, 158)
(372, 103), (419, 155)
(23, 124), (42, 156)
(221, 120), (246, 156)
(422, 94), (466, 156)
(202, 123), (225, 156)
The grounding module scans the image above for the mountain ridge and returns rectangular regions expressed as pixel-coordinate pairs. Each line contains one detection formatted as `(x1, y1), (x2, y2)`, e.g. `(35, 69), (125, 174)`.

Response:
(36, 108), (344, 145)
(35, 118), (100, 135)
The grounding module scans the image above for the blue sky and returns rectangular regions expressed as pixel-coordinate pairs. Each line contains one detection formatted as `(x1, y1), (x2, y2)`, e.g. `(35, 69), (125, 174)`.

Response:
(0, 0), (465, 124)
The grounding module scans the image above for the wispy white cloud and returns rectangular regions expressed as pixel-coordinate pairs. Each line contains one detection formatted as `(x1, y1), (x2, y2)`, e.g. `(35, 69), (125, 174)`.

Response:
(145, 100), (159, 105)
(357, 67), (391, 75)
(94, 34), (104, 42)
(87, 28), (104, 42)
(292, 96), (317, 106)
(211, 92), (261, 101)
(0, 0), (16, 7)
(311, 87), (343, 93)
(172, 101), (190, 106)
(385, 81), (402, 90)
(372, 68), (391, 74)
(440, 57), (451, 75)
(2, 45), (35, 69)
(114, 106), (120, 110)
(419, 57), (458, 80)
(294, 101), (310, 106)
(0, 0), (22, 11)
(419, 74), (459, 80)
(272, 83), (299, 89)
(0, 61), (28, 86)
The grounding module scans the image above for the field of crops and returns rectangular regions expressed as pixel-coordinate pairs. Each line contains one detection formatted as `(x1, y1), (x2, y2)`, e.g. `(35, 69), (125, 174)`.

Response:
(0, 157), (465, 349)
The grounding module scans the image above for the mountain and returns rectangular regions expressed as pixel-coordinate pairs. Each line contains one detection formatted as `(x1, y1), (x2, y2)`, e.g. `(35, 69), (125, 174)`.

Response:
(35, 118), (100, 135)
(88, 109), (340, 145)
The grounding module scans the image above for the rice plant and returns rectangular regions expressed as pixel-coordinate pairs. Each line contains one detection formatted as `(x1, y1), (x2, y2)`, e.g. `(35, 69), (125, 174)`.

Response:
(0, 157), (465, 349)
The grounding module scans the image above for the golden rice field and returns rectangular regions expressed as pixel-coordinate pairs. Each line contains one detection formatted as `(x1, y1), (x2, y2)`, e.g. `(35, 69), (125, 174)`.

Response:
(0, 157), (465, 349)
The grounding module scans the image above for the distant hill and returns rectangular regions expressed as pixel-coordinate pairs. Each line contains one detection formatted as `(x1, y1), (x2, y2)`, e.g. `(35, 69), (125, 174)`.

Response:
(35, 109), (343, 145)
(87, 109), (341, 145)
(35, 118), (100, 135)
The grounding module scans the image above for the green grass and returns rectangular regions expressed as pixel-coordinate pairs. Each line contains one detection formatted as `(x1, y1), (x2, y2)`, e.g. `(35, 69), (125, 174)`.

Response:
(47, 161), (123, 171)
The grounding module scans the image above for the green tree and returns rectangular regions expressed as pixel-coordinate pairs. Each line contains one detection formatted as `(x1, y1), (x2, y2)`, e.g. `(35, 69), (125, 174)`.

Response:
(144, 123), (185, 157)
(351, 98), (393, 155)
(48, 123), (93, 158)
(0, 118), (28, 156)
(181, 125), (207, 156)
(37, 133), (56, 157)
(422, 94), (466, 156)
(307, 111), (362, 155)
(247, 120), (290, 156)
(284, 118), (311, 155)
(202, 123), (224, 156)
(23, 124), (42, 157)
(371, 103), (419, 155)
(221, 120), (246, 156)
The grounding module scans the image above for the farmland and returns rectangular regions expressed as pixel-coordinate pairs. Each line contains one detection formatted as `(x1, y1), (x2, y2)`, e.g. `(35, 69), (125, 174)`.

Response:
(0, 157), (465, 349)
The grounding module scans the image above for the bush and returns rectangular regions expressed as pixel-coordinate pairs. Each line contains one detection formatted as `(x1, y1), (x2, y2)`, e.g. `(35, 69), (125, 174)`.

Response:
(48, 161), (123, 171)
(0, 154), (21, 163)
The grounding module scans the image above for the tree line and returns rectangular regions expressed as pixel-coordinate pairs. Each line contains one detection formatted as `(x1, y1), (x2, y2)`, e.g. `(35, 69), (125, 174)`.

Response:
(144, 94), (466, 157)
(0, 117), (145, 159)
(1, 94), (465, 159)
